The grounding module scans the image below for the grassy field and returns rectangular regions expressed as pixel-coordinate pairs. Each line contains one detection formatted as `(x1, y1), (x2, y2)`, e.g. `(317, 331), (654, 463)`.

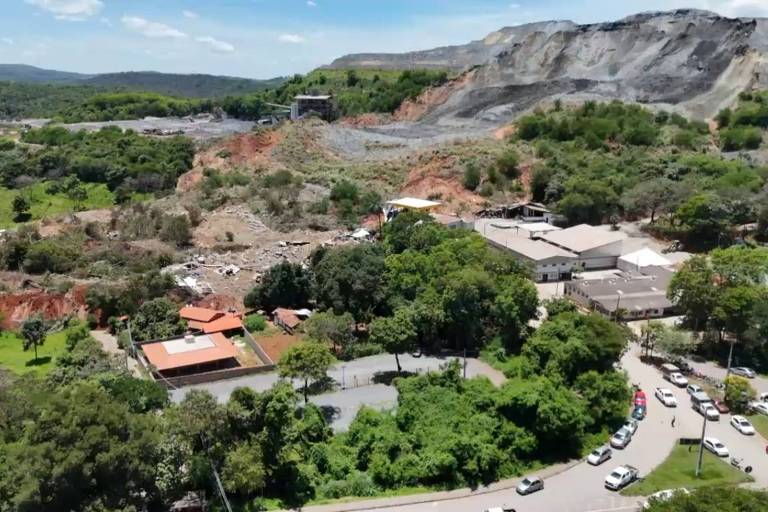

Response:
(748, 414), (768, 439)
(621, 444), (752, 496)
(0, 330), (68, 375)
(0, 181), (116, 228)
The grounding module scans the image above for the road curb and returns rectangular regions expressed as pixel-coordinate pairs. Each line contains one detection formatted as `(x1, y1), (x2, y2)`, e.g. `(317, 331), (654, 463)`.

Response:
(284, 458), (585, 512)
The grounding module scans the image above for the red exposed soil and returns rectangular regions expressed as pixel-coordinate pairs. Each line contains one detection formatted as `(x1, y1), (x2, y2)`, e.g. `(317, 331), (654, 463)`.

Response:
(400, 155), (487, 211)
(177, 131), (283, 192)
(0, 286), (89, 329)
(340, 113), (390, 127)
(255, 329), (302, 363)
(192, 294), (244, 314)
(394, 70), (475, 122)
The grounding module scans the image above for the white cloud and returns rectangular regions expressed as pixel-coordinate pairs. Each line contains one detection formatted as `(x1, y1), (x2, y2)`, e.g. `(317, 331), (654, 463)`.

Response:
(121, 16), (188, 39)
(1, 38), (14, 45)
(25, 0), (103, 21)
(279, 33), (306, 43)
(307, 1), (317, 6)
(183, 10), (199, 19)
(196, 36), (235, 53)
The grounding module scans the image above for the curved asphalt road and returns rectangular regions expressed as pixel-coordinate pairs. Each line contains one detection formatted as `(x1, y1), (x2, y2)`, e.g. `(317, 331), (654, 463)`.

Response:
(299, 345), (768, 512)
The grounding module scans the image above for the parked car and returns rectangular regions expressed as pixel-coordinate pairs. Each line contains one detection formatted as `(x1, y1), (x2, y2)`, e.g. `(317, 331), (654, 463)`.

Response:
(610, 427), (632, 449)
(686, 384), (703, 396)
(632, 405), (647, 420)
(703, 437), (729, 457)
(634, 390), (647, 407)
(622, 418), (639, 435)
(668, 372), (688, 387)
(484, 508), (516, 512)
(670, 358), (693, 374)
(752, 402), (768, 416)
(605, 465), (640, 490)
(642, 488), (690, 509)
(697, 402), (720, 421)
(730, 415), (755, 435)
(731, 367), (756, 379)
(714, 400), (730, 414)
(587, 445), (613, 466)
(516, 476), (544, 495)
(655, 387), (678, 407)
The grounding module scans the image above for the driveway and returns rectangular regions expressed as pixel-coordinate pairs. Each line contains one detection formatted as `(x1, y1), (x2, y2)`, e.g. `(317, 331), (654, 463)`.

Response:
(291, 344), (768, 512)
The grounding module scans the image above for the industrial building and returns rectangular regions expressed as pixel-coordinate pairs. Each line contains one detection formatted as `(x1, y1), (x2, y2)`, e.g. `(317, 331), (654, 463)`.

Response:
(564, 266), (676, 319)
(539, 224), (626, 270)
(291, 94), (334, 121)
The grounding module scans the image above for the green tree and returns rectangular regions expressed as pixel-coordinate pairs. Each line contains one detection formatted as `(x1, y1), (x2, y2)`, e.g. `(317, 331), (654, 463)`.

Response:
(279, 342), (335, 403)
(222, 438), (266, 496)
(244, 261), (312, 311)
(621, 178), (676, 223)
(132, 297), (185, 342)
(493, 276), (539, 351)
(369, 308), (418, 372)
(543, 297), (577, 318)
(12, 195), (30, 222)
(159, 215), (192, 247)
(668, 255), (717, 331)
(20, 316), (46, 362)
(655, 326), (700, 358)
(496, 149), (520, 178)
(303, 310), (355, 356)
(645, 487), (767, 511)
(713, 285), (766, 341)
(675, 194), (730, 246)
(462, 163), (481, 191)
(723, 375), (755, 413)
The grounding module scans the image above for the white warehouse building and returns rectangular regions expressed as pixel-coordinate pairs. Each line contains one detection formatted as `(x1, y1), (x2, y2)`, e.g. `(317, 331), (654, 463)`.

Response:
(539, 224), (626, 270)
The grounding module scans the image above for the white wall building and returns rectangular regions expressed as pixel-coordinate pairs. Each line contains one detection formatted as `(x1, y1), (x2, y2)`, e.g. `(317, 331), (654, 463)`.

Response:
(539, 224), (626, 270)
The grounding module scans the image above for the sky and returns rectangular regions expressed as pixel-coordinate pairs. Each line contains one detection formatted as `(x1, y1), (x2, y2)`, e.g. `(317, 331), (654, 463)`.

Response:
(0, 0), (767, 79)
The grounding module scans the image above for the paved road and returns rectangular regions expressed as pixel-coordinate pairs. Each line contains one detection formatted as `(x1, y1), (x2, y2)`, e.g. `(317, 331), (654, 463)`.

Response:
(296, 345), (768, 512)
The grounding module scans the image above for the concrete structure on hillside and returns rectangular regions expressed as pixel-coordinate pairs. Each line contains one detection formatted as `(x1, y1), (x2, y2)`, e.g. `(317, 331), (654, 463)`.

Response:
(291, 94), (334, 121)
(564, 266), (676, 319)
(475, 219), (577, 282)
(617, 248), (672, 272)
(477, 201), (556, 223)
(539, 224), (626, 270)
(141, 333), (240, 378)
(384, 197), (442, 222)
(431, 213), (473, 230)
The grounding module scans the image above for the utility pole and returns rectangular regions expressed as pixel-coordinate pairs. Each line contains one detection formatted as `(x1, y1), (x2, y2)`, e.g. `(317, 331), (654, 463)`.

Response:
(725, 335), (736, 395)
(695, 412), (709, 478)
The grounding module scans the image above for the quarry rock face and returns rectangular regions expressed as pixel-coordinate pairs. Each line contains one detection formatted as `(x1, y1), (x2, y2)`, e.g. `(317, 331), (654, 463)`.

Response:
(328, 10), (768, 125)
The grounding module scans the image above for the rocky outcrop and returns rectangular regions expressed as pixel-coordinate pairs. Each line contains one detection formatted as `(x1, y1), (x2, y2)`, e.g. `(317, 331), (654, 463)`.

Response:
(330, 10), (768, 125)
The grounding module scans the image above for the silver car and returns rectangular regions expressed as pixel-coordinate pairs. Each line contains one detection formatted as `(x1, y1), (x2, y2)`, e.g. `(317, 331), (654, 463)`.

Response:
(516, 476), (544, 495)
(610, 427), (632, 449)
(731, 367), (756, 379)
(587, 445), (613, 466)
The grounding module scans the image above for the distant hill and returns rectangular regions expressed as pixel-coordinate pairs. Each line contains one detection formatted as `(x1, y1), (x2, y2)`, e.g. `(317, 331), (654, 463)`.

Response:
(0, 64), (92, 83)
(0, 65), (284, 98)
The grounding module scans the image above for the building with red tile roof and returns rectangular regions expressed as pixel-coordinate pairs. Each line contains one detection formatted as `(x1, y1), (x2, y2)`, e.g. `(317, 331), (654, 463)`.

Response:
(141, 333), (239, 377)
(180, 306), (223, 323)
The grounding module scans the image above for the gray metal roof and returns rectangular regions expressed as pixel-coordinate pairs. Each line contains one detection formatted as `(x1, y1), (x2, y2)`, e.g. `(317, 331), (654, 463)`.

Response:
(568, 266), (674, 312)
(540, 224), (626, 253)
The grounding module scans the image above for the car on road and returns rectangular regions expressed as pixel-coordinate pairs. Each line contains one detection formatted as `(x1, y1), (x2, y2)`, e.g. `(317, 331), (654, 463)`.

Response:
(668, 372), (688, 387)
(632, 405), (647, 420)
(484, 508), (516, 512)
(516, 476), (543, 495)
(610, 427), (632, 449)
(731, 367), (756, 379)
(730, 415), (755, 435)
(605, 465), (640, 490)
(634, 390), (647, 407)
(752, 402), (768, 416)
(697, 402), (720, 421)
(703, 437), (729, 457)
(587, 445), (613, 466)
(623, 418), (639, 435)
(714, 399), (730, 414)
(655, 387), (678, 407)
(686, 384), (703, 396)
(642, 488), (690, 509)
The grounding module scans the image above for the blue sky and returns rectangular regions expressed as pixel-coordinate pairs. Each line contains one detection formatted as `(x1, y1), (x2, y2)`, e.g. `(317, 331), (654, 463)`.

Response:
(1, 0), (767, 78)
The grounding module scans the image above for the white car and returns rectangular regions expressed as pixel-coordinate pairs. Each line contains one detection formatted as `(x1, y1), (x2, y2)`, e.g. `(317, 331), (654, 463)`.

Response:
(686, 384), (703, 396)
(605, 465), (639, 490)
(703, 437), (729, 457)
(622, 418), (639, 435)
(699, 402), (720, 421)
(642, 488), (690, 509)
(668, 372), (688, 387)
(730, 415), (755, 435)
(587, 445), (613, 466)
(655, 387), (677, 407)
(752, 402), (768, 417)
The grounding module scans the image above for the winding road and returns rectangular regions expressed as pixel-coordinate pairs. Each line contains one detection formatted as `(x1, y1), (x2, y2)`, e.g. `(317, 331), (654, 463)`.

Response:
(293, 345), (768, 512)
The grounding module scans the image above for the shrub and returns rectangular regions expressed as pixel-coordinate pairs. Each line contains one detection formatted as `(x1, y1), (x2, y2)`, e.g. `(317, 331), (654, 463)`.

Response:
(462, 163), (481, 191)
(244, 314), (267, 332)
(496, 149), (520, 178)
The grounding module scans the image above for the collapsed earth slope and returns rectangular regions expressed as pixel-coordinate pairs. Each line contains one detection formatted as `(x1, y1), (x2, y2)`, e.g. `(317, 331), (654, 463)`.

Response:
(330, 10), (768, 126)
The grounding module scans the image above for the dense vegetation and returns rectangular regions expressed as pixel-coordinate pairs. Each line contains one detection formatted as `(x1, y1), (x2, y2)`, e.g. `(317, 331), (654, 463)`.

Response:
(0, 81), (101, 120)
(716, 90), (768, 150)
(645, 487), (768, 512)
(517, 101), (767, 248)
(0, 126), (194, 203)
(55, 92), (211, 123)
(668, 246), (768, 370)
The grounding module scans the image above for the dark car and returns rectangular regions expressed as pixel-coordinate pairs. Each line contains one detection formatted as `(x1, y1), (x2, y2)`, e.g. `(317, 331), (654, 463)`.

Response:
(632, 405), (647, 420)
